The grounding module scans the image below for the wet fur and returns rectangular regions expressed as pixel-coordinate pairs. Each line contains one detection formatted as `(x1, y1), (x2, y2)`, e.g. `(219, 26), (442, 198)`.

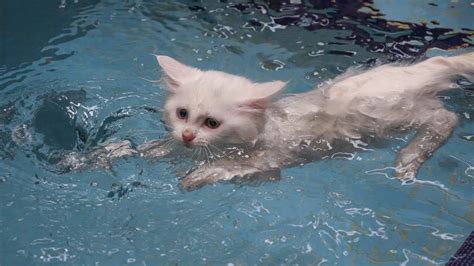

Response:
(70, 52), (473, 190)
(151, 53), (473, 190)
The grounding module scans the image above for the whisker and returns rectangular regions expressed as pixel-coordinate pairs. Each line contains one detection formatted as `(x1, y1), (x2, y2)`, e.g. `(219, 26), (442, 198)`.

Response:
(191, 148), (199, 161)
(197, 147), (205, 164)
(202, 146), (211, 166)
(196, 147), (201, 161)
(205, 145), (215, 161)
(163, 125), (174, 131)
(209, 144), (230, 159)
(209, 144), (224, 155)
(209, 145), (224, 161)
(160, 137), (175, 148)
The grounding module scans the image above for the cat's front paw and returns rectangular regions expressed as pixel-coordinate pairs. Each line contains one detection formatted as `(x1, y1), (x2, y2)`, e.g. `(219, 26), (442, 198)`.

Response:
(104, 140), (137, 158)
(394, 160), (421, 181)
(57, 152), (87, 173)
(394, 147), (424, 181)
(137, 140), (172, 159)
(180, 166), (231, 191)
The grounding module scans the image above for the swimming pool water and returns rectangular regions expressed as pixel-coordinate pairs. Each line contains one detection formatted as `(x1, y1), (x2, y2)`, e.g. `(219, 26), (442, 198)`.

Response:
(1, 0), (473, 264)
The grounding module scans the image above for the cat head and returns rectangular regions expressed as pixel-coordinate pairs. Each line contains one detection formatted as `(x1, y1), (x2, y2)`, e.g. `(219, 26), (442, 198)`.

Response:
(156, 55), (286, 148)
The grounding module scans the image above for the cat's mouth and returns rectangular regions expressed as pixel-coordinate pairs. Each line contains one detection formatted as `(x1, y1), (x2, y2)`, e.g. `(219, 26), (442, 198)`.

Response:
(183, 142), (195, 148)
(181, 140), (206, 149)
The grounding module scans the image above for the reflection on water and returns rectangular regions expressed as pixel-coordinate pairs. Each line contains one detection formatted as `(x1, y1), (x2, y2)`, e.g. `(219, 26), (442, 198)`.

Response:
(0, 0), (473, 265)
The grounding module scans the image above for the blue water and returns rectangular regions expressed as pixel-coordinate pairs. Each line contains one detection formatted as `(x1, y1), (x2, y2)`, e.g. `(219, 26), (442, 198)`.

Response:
(1, 0), (473, 264)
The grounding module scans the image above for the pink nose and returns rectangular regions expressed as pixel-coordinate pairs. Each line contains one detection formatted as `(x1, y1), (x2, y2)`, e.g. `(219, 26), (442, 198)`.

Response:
(182, 129), (195, 143)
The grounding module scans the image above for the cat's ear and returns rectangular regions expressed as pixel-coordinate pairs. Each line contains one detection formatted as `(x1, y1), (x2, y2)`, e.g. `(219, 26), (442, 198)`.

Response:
(155, 55), (199, 91)
(255, 80), (287, 98)
(239, 80), (287, 110)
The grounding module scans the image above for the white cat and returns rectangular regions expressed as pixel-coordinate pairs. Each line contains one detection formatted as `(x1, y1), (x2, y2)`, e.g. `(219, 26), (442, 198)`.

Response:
(63, 52), (473, 190)
(145, 53), (472, 190)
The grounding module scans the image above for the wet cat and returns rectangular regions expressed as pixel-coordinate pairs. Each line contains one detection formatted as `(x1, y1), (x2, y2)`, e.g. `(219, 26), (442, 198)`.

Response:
(62, 52), (473, 190)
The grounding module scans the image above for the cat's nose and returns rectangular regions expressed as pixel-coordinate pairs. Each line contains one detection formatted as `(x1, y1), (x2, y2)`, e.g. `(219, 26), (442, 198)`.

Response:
(182, 128), (195, 143)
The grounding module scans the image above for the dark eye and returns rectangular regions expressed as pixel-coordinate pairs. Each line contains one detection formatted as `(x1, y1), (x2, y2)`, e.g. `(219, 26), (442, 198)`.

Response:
(205, 117), (220, 129)
(177, 108), (188, 119)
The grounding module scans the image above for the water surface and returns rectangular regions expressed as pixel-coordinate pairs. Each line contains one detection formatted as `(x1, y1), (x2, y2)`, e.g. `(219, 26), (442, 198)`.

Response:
(1, 0), (473, 264)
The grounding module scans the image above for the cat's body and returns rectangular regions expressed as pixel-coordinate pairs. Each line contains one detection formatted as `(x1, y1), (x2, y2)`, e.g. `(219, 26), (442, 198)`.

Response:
(63, 52), (473, 190)
(170, 53), (473, 190)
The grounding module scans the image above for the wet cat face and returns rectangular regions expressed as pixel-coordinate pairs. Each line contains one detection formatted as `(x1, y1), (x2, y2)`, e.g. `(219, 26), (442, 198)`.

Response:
(156, 55), (286, 147)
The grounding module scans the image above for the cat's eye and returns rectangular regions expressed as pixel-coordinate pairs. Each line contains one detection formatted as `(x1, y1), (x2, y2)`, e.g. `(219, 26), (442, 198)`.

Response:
(177, 108), (188, 119)
(205, 117), (220, 129)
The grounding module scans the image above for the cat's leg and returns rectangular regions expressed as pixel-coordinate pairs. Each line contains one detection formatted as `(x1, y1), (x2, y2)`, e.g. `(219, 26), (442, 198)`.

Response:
(103, 140), (138, 158)
(58, 140), (138, 171)
(136, 139), (174, 159)
(57, 138), (173, 172)
(180, 154), (279, 191)
(96, 138), (176, 165)
(63, 140), (138, 170)
(395, 108), (457, 180)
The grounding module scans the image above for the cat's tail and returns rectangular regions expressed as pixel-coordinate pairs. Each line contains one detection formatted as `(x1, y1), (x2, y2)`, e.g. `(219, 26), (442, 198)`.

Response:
(426, 52), (474, 84)
(411, 51), (474, 95)
(446, 51), (474, 82)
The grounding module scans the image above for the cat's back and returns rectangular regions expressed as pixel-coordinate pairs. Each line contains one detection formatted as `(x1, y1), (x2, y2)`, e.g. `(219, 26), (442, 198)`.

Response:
(321, 57), (461, 119)
(328, 66), (427, 102)
(326, 55), (470, 108)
